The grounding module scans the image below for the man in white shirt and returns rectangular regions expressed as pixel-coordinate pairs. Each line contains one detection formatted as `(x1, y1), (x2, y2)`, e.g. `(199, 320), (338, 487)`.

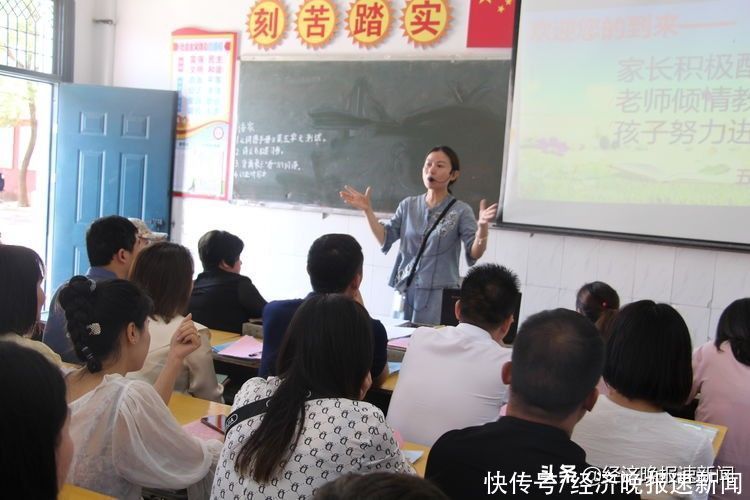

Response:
(386, 263), (520, 446)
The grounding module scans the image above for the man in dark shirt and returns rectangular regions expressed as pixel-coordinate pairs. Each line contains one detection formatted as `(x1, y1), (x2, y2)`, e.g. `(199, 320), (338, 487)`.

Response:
(189, 230), (267, 333)
(426, 309), (638, 499)
(260, 234), (389, 387)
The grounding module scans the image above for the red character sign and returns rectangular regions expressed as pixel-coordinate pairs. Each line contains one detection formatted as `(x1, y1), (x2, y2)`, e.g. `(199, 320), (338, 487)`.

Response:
(401, 0), (451, 47)
(346, 0), (392, 48)
(247, 0), (287, 50)
(296, 0), (338, 49)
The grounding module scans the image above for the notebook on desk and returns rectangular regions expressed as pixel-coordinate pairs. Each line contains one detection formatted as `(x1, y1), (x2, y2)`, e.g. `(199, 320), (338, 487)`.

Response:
(213, 335), (263, 358)
(388, 337), (411, 350)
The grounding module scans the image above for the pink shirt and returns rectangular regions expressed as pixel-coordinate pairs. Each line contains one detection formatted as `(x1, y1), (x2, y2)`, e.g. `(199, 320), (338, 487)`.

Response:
(692, 341), (750, 496)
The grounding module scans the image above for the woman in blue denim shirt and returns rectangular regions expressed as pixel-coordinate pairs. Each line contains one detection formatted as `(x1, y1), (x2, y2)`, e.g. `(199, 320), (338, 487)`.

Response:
(341, 146), (497, 324)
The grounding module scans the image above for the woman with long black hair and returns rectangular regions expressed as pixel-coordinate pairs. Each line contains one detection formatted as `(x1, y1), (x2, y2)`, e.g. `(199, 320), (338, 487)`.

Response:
(212, 294), (413, 499)
(0, 343), (72, 499)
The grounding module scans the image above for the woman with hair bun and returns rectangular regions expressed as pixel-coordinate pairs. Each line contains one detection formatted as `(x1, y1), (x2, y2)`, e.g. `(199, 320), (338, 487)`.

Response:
(59, 276), (221, 500)
(575, 281), (620, 342)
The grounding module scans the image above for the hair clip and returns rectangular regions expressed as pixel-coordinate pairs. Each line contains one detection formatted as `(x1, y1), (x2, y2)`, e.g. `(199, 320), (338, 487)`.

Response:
(86, 322), (102, 336)
(89, 280), (97, 292)
(602, 302), (608, 308)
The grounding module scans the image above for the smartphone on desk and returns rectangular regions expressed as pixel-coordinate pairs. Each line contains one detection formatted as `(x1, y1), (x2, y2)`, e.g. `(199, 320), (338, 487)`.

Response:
(200, 414), (227, 434)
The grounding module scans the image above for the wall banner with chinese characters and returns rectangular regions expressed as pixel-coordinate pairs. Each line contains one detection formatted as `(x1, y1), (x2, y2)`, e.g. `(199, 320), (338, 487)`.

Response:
(401, 0), (451, 47)
(345, 0), (393, 48)
(247, 0), (287, 50)
(296, 0), (338, 49)
(171, 28), (237, 199)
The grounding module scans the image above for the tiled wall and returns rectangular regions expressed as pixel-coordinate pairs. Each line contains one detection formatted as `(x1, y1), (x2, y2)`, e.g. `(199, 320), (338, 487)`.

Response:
(174, 198), (750, 349)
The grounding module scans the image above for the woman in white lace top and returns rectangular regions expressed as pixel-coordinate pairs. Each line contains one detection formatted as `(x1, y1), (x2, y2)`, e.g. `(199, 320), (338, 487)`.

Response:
(212, 294), (414, 500)
(59, 276), (222, 500)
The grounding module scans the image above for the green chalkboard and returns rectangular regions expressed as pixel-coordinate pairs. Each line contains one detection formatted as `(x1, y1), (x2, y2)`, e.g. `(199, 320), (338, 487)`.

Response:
(233, 59), (510, 215)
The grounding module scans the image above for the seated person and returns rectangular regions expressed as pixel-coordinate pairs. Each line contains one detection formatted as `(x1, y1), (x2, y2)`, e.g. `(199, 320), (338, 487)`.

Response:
(212, 294), (413, 499)
(59, 276), (221, 499)
(129, 242), (223, 401)
(260, 233), (388, 386)
(387, 264), (520, 446)
(0, 343), (72, 498)
(576, 281), (620, 396)
(691, 298), (750, 500)
(0, 244), (61, 364)
(44, 215), (145, 362)
(576, 281), (620, 342)
(314, 472), (448, 500)
(189, 230), (266, 333)
(572, 300), (714, 500)
(426, 309), (636, 499)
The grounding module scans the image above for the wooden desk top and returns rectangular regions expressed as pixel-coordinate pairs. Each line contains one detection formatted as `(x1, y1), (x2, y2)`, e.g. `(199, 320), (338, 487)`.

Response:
(168, 393), (430, 476)
(59, 484), (114, 499)
(380, 371), (399, 392)
(209, 329), (241, 347)
(169, 391), (232, 424)
(405, 441), (430, 477)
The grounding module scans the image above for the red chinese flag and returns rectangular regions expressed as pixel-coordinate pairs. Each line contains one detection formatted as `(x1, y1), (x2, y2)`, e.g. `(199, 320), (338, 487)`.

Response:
(467, 0), (517, 48)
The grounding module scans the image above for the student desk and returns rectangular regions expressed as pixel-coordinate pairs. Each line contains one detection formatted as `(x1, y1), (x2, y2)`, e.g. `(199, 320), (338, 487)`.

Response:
(209, 329), (240, 347)
(209, 330), (260, 399)
(209, 330), (260, 368)
(167, 392), (430, 476)
(59, 484), (114, 499)
(380, 371), (400, 392)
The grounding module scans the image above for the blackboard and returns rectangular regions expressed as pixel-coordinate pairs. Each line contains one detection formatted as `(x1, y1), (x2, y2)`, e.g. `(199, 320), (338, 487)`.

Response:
(233, 59), (510, 215)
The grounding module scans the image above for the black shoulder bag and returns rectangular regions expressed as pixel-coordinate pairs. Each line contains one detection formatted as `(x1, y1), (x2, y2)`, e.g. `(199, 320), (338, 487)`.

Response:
(225, 392), (322, 434)
(403, 198), (457, 289)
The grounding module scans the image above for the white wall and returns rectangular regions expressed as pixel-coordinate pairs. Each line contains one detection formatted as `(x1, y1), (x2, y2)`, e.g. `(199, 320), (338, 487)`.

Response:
(75, 0), (750, 347)
(73, 0), (117, 85)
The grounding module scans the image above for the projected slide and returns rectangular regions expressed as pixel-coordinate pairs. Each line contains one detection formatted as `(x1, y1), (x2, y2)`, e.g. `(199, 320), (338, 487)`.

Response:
(503, 0), (750, 245)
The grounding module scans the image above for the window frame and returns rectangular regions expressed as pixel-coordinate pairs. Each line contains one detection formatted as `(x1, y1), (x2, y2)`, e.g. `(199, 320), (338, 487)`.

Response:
(0, 0), (74, 83)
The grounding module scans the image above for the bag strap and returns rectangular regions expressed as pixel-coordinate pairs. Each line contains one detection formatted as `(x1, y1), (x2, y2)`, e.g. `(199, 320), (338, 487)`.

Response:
(405, 198), (457, 288)
(225, 391), (322, 435)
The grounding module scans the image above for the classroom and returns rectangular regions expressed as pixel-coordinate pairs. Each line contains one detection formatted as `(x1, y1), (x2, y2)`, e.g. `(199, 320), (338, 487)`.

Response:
(1, 0), (749, 498)
(71, 0), (750, 347)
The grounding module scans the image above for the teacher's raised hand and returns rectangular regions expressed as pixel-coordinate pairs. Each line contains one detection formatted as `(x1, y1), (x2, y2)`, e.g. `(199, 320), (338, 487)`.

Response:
(470, 199), (497, 260)
(339, 185), (385, 245)
(340, 185), (373, 212)
(477, 199), (498, 228)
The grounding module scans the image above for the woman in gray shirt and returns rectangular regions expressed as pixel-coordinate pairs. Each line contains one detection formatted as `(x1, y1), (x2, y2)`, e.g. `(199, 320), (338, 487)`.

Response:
(341, 146), (496, 324)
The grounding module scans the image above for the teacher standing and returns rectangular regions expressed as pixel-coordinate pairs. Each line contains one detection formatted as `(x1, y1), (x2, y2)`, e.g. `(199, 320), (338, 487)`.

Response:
(340, 145), (497, 325)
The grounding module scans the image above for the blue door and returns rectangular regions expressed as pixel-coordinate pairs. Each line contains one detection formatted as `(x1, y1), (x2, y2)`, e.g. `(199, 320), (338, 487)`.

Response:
(50, 83), (177, 291)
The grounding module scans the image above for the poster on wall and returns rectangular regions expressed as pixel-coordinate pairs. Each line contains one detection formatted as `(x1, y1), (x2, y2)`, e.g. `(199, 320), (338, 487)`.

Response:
(171, 28), (237, 199)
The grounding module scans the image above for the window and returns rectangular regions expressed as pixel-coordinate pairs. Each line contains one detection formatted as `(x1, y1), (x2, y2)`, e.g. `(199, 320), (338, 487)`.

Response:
(0, 0), (55, 73)
(0, 0), (73, 80)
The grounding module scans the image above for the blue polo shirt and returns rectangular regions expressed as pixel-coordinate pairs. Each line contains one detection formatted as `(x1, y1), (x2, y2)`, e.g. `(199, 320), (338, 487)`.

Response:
(259, 294), (388, 379)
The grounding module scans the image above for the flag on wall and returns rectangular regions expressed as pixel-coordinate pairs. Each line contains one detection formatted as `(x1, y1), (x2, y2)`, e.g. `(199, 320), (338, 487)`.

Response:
(467, 0), (517, 48)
